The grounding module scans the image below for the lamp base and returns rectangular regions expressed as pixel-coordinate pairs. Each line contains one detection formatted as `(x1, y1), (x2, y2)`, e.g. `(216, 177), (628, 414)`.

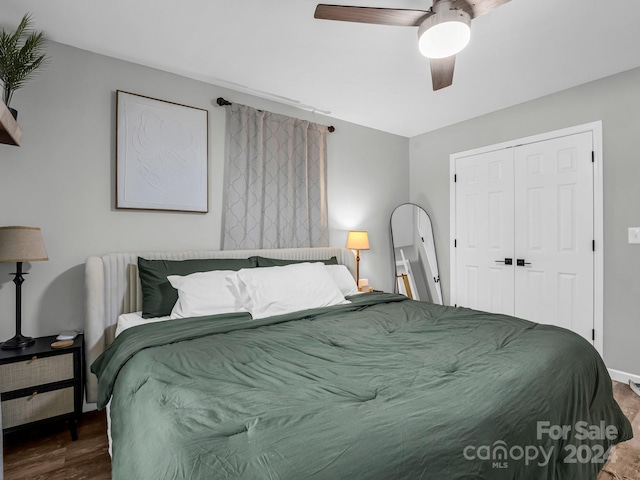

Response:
(1, 333), (35, 350)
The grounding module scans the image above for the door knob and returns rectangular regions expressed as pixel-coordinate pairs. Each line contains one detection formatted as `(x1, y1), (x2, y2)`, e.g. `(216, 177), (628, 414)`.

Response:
(495, 258), (513, 265)
(516, 259), (531, 267)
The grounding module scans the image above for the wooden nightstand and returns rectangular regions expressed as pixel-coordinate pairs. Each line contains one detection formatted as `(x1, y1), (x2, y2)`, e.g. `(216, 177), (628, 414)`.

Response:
(0, 334), (84, 440)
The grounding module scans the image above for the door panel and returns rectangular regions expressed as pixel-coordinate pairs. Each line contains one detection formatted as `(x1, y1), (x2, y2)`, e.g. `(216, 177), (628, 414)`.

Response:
(513, 132), (594, 342)
(454, 131), (594, 345)
(455, 149), (515, 314)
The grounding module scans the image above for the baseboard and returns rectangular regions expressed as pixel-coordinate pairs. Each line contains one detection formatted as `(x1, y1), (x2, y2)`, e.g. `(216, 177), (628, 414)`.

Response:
(608, 368), (640, 384)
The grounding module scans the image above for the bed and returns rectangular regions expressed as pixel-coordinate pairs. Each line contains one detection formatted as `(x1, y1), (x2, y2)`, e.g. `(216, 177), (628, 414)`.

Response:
(86, 247), (632, 479)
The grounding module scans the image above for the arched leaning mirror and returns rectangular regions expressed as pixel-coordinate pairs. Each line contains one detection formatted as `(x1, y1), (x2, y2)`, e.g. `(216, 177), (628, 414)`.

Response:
(390, 203), (443, 304)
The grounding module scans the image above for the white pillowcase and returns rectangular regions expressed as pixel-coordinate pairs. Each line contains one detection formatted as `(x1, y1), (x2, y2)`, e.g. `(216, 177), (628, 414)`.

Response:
(325, 264), (360, 296)
(115, 311), (172, 338)
(167, 270), (247, 319)
(235, 262), (349, 319)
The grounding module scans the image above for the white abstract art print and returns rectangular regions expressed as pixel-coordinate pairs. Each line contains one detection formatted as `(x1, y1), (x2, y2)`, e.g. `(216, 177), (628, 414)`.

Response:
(116, 91), (208, 212)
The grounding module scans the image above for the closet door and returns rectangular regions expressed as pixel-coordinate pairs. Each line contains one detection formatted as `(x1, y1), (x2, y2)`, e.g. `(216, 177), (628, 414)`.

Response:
(513, 132), (594, 341)
(455, 149), (515, 315)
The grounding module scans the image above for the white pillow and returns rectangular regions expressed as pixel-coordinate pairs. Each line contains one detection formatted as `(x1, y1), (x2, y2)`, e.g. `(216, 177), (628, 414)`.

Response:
(325, 264), (360, 296)
(167, 270), (247, 319)
(115, 311), (172, 338)
(235, 262), (349, 319)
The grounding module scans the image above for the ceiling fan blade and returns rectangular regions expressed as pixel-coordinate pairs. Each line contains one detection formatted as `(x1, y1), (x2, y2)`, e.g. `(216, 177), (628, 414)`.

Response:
(430, 56), (456, 91)
(449, 0), (510, 19)
(314, 5), (431, 27)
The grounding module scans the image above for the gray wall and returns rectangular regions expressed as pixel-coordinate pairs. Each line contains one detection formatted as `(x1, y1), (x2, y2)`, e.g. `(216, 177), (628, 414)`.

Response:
(0, 41), (409, 342)
(410, 67), (640, 375)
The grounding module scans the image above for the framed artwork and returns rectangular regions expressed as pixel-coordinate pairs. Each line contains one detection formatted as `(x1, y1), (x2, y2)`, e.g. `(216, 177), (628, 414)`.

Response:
(116, 90), (208, 212)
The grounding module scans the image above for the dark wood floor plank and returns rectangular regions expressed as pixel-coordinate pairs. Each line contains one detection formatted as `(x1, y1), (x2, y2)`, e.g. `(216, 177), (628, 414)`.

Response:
(31, 472), (66, 480)
(4, 445), (65, 480)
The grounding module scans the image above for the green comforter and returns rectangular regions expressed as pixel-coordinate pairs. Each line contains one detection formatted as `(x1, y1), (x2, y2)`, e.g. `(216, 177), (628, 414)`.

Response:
(92, 293), (632, 480)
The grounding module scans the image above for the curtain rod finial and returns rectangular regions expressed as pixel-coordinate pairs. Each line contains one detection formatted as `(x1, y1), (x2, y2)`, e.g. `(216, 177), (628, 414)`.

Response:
(216, 97), (232, 107)
(328, 126), (335, 133)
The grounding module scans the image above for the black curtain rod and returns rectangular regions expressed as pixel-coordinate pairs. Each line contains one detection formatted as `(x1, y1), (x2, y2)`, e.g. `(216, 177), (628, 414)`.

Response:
(216, 97), (335, 133)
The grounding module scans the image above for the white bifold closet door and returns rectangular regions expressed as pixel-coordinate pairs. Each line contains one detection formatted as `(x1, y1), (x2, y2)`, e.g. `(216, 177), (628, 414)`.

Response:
(455, 131), (594, 343)
(455, 148), (515, 316)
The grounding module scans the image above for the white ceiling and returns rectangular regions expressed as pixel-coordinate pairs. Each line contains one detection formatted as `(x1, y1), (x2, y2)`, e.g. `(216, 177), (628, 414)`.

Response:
(3, 0), (640, 137)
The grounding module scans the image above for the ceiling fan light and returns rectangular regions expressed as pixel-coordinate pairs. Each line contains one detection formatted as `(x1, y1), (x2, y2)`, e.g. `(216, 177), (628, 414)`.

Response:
(418, 9), (471, 59)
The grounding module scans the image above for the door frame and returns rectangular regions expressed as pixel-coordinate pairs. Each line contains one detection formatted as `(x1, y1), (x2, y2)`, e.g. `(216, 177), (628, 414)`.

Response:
(449, 121), (603, 355)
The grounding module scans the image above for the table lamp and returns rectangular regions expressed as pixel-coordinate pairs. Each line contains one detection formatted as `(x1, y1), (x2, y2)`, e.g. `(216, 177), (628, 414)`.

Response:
(0, 226), (48, 349)
(346, 230), (369, 291)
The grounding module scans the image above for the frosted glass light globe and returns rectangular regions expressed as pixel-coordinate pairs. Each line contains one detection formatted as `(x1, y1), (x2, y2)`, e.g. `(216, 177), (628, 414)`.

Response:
(418, 8), (471, 59)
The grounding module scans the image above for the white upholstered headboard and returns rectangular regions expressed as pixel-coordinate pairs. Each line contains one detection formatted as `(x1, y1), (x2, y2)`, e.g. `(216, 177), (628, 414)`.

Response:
(84, 247), (356, 403)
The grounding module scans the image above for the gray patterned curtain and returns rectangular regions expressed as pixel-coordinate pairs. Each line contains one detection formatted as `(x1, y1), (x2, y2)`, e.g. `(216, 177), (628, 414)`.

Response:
(222, 103), (329, 249)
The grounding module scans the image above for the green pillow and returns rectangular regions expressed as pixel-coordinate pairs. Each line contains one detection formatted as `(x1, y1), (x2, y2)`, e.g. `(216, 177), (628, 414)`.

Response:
(138, 257), (258, 318)
(253, 256), (338, 267)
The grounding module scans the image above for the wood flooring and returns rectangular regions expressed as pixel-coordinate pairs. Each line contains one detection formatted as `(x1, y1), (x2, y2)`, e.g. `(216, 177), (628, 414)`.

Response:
(599, 382), (640, 480)
(3, 410), (110, 480)
(2, 382), (639, 479)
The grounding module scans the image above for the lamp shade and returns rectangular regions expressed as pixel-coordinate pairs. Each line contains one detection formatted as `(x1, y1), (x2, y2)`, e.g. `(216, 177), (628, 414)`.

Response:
(346, 230), (370, 250)
(0, 226), (48, 263)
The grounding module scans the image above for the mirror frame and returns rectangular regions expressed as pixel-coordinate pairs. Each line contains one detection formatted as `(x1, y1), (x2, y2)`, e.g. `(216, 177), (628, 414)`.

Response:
(390, 202), (443, 304)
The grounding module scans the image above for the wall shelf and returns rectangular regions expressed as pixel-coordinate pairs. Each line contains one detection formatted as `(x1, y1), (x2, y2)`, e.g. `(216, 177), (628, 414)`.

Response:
(0, 99), (22, 146)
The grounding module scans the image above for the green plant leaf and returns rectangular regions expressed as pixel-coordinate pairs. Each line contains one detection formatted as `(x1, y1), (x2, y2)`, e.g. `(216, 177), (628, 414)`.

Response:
(0, 13), (49, 107)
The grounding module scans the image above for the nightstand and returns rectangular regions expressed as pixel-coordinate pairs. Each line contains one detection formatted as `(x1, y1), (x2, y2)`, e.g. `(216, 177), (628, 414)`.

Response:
(0, 334), (84, 440)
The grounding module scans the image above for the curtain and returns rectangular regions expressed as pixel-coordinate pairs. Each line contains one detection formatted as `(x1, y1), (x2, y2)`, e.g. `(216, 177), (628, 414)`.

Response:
(222, 103), (329, 249)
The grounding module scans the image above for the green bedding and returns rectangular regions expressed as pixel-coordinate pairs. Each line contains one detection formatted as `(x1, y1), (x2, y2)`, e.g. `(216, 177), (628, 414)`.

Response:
(92, 293), (632, 479)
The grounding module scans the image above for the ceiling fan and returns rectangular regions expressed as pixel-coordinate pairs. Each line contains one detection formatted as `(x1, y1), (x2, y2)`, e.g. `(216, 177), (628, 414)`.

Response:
(314, 0), (510, 90)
